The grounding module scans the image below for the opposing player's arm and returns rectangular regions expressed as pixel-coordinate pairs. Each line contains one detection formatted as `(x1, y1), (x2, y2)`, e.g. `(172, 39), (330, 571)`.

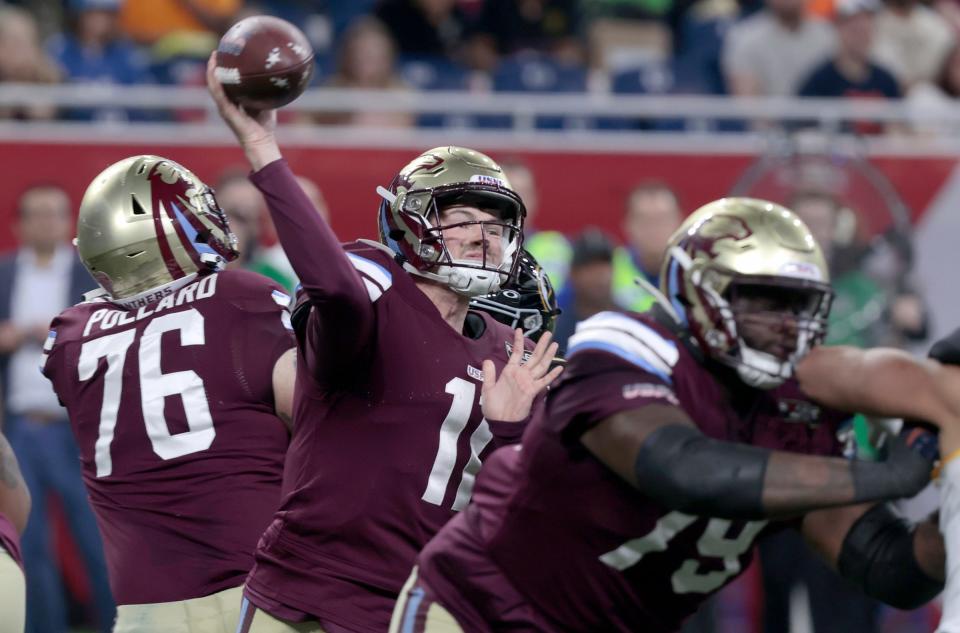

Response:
(801, 502), (944, 609)
(272, 348), (296, 430)
(797, 345), (960, 431)
(0, 433), (30, 534)
(206, 55), (375, 358)
(581, 402), (931, 520)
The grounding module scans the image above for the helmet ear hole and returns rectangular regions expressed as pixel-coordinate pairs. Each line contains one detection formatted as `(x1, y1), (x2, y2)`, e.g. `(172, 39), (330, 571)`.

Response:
(131, 194), (147, 216)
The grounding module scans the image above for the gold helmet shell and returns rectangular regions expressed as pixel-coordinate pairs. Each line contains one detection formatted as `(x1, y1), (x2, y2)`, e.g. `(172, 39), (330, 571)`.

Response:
(660, 197), (833, 388)
(77, 155), (238, 301)
(377, 146), (526, 297)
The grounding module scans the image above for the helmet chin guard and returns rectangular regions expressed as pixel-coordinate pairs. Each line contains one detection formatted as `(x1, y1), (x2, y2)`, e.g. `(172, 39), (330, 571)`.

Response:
(436, 258), (510, 297)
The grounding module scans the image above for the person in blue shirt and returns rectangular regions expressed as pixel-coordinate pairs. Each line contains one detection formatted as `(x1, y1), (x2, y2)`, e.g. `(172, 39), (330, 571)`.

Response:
(47, 0), (155, 121)
(797, 0), (901, 133)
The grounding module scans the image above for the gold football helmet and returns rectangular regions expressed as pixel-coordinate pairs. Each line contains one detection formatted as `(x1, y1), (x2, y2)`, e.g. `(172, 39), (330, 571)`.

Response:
(77, 155), (238, 301)
(377, 146), (526, 297)
(660, 197), (833, 389)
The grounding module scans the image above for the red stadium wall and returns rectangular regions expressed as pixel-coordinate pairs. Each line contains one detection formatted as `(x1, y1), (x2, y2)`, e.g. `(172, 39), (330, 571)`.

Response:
(0, 142), (955, 252)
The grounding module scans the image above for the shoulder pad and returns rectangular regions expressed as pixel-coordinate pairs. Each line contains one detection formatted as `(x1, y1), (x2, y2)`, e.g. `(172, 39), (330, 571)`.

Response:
(567, 311), (680, 383)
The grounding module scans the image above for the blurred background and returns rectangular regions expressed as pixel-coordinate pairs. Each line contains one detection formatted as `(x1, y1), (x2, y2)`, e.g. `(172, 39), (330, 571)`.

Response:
(0, 0), (958, 631)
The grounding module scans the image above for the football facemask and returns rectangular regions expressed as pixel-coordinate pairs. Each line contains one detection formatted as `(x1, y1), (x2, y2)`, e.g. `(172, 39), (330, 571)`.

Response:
(470, 250), (561, 341)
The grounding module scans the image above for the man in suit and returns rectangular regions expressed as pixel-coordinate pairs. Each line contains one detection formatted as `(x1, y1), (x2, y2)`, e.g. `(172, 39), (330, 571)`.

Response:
(0, 184), (114, 633)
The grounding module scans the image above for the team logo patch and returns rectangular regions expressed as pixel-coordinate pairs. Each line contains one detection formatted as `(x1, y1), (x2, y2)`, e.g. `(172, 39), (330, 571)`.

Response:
(43, 330), (57, 352)
(778, 261), (823, 281)
(467, 365), (484, 381)
(470, 174), (507, 188)
(777, 399), (822, 425)
(622, 383), (679, 405)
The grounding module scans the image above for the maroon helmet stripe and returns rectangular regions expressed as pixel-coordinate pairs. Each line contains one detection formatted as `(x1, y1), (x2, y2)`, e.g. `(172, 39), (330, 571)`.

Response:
(151, 199), (186, 279)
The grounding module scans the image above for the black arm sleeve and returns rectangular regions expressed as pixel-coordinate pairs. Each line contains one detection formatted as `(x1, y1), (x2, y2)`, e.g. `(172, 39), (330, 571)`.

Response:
(838, 503), (943, 609)
(634, 424), (769, 520)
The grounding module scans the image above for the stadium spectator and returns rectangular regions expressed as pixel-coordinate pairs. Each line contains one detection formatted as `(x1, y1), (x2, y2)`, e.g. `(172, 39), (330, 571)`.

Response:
(723, 0), (835, 96)
(216, 170), (267, 270)
(613, 181), (682, 312)
(464, 0), (585, 72)
(797, 0), (901, 134)
(0, 6), (61, 121)
(872, 0), (954, 89)
(792, 191), (928, 347)
(47, 0), (155, 121)
(120, 0), (241, 92)
(0, 185), (114, 633)
(120, 0), (241, 45)
(500, 159), (572, 295)
(312, 17), (414, 128)
(374, 0), (471, 62)
(553, 227), (617, 351)
(250, 175), (330, 293)
(0, 423), (28, 633)
(907, 43), (960, 133)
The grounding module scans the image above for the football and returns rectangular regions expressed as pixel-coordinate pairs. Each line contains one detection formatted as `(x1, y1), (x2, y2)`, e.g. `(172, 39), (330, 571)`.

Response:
(214, 15), (315, 110)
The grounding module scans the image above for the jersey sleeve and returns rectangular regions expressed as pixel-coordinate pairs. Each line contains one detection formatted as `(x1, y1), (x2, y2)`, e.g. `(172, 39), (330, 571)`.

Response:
(41, 309), (79, 406)
(249, 160), (376, 366)
(548, 312), (683, 441)
(221, 272), (296, 405)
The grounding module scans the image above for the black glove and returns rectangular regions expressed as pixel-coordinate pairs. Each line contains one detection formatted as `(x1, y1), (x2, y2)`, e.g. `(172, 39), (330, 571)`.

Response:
(853, 433), (935, 503)
(930, 327), (960, 365)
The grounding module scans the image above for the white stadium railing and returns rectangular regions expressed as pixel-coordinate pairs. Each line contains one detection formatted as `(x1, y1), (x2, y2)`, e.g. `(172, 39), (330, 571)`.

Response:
(0, 83), (958, 156)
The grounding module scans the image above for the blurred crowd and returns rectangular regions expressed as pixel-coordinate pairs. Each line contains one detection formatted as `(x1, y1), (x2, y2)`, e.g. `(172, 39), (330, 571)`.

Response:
(1, 0), (959, 131)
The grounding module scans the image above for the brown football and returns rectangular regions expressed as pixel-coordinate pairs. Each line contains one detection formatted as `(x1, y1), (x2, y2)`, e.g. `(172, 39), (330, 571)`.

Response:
(215, 16), (315, 110)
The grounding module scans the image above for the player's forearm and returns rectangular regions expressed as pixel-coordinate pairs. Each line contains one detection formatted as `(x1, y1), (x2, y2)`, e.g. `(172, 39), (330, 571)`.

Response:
(760, 451), (857, 515)
(0, 434), (29, 534)
(249, 160), (370, 311)
(798, 346), (956, 424)
(633, 425), (931, 519)
(836, 503), (944, 609)
(243, 137), (282, 172)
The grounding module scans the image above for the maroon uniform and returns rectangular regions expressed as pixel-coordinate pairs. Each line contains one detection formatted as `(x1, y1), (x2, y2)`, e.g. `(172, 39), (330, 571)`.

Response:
(404, 310), (850, 633)
(0, 512), (22, 569)
(42, 269), (293, 605)
(243, 160), (532, 632)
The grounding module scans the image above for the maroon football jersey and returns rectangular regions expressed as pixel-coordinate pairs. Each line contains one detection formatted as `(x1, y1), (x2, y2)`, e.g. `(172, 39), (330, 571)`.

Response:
(244, 161), (534, 632)
(42, 269), (294, 605)
(411, 310), (850, 633)
(0, 512), (22, 570)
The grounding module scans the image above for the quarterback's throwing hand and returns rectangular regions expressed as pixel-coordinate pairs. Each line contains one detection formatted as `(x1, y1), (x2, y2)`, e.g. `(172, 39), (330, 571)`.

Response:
(481, 329), (563, 422)
(206, 53), (280, 171)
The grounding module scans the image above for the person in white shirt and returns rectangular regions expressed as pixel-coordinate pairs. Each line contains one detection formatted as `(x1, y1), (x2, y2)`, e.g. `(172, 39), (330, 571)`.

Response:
(723, 0), (836, 96)
(0, 185), (114, 633)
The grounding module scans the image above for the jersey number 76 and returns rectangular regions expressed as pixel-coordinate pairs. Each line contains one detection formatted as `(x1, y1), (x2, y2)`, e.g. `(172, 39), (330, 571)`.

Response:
(77, 308), (215, 477)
